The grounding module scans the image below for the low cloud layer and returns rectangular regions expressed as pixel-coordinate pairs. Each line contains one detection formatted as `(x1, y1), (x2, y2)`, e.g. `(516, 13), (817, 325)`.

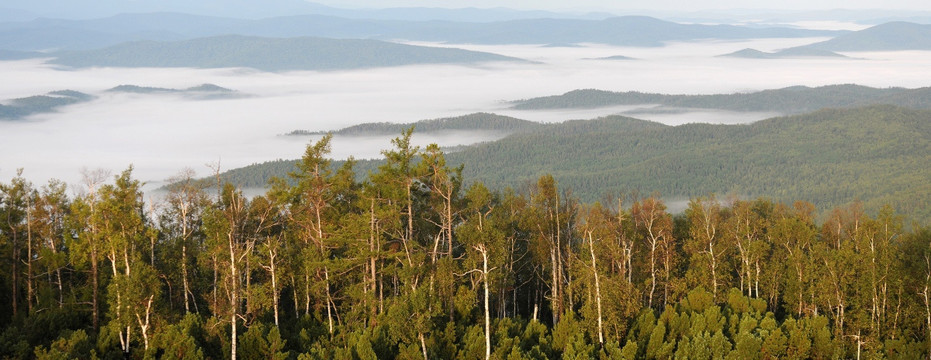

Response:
(2, 37), (930, 188)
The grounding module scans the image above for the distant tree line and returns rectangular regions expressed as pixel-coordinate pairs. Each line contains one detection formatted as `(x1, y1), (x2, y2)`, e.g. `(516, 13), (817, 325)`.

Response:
(509, 85), (931, 114)
(1, 130), (929, 359)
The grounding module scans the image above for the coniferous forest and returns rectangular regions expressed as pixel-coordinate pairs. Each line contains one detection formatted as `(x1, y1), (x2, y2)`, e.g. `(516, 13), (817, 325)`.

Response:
(1, 130), (930, 360)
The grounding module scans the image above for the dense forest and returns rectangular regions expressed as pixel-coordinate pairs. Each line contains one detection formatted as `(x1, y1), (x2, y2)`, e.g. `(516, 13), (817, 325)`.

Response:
(2, 130), (930, 359)
(509, 85), (931, 114)
(213, 105), (931, 224)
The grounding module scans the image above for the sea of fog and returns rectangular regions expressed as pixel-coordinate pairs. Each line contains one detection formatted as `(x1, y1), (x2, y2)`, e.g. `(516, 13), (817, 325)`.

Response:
(2, 36), (931, 189)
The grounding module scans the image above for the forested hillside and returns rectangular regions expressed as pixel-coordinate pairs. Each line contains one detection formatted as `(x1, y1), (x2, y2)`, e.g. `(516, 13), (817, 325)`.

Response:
(1, 133), (930, 359)
(0, 90), (94, 120)
(509, 85), (931, 114)
(451, 105), (931, 222)
(286, 112), (542, 137)
(216, 105), (931, 223)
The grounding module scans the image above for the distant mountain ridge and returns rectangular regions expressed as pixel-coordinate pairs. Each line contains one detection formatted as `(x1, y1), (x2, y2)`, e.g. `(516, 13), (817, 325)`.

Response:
(510, 84), (931, 114)
(286, 113), (543, 137)
(106, 83), (246, 99)
(721, 47), (847, 59)
(49, 35), (525, 71)
(107, 83), (234, 94)
(0, 13), (844, 51)
(800, 21), (931, 51)
(0, 1), (613, 22)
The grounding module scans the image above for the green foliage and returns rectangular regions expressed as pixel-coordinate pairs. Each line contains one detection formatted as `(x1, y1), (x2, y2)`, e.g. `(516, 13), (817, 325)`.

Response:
(240, 322), (289, 360)
(681, 288), (715, 313)
(0, 326), (30, 359)
(33, 330), (93, 360)
(729, 332), (763, 360)
(619, 340), (638, 360)
(3, 125), (931, 360)
(152, 314), (206, 360)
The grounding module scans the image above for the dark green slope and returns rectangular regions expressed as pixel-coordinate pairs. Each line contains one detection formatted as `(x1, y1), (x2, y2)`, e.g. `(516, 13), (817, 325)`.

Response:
(510, 85), (931, 114)
(449, 106), (931, 220)
(286, 112), (543, 136)
(209, 105), (931, 221)
(50, 35), (524, 71)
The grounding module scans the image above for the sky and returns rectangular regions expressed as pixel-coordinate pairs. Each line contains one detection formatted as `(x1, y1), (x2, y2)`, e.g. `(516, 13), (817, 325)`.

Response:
(4, 0), (930, 22)
(309, 0), (931, 12)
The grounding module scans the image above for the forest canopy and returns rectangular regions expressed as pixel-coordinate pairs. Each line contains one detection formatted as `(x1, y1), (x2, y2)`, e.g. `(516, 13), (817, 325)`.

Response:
(1, 130), (930, 360)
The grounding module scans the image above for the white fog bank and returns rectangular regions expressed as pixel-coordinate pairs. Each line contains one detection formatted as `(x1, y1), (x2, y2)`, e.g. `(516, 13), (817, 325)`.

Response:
(2, 37), (931, 187)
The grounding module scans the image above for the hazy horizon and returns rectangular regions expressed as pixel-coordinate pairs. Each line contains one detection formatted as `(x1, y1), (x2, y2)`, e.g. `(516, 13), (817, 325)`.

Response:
(3, 0), (931, 22)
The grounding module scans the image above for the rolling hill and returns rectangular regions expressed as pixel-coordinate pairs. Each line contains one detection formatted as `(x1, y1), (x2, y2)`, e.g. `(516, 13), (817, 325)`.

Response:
(285, 112), (543, 136)
(49, 35), (525, 71)
(209, 105), (931, 222)
(720, 47), (847, 59)
(509, 84), (931, 114)
(797, 21), (931, 51)
(0, 90), (94, 120)
(0, 13), (844, 52)
(106, 83), (246, 99)
(446, 106), (931, 220)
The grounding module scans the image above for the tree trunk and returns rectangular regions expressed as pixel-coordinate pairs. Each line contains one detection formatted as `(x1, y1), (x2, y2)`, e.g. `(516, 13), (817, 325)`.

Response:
(648, 232), (657, 309)
(229, 232), (238, 360)
(291, 274), (299, 319)
(270, 245), (279, 327)
(91, 246), (99, 330)
(183, 241), (190, 314)
(924, 258), (931, 359)
(325, 267), (334, 335)
(479, 245), (492, 360)
(587, 232), (604, 345)
(709, 240), (718, 300)
(419, 332), (428, 360)
(26, 206), (33, 314)
(550, 247), (559, 324)
(554, 192), (563, 323)
(10, 226), (18, 318)
(305, 272), (311, 315)
(135, 295), (154, 351)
